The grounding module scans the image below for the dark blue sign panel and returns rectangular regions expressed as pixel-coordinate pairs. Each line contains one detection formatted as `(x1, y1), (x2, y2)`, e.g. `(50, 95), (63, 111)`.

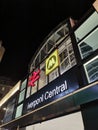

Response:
(23, 67), (79, 114)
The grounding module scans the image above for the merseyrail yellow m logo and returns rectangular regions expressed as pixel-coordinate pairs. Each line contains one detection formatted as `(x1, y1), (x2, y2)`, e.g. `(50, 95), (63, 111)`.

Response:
(46, 49), (59, 75)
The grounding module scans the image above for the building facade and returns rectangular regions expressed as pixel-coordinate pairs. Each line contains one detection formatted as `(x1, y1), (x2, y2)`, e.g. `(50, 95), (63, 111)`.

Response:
(0, 6), (98, 130)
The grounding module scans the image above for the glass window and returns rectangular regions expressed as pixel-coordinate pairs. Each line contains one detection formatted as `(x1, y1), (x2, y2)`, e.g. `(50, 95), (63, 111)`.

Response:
(70, 53), (76, 66)
(49, 68), (59, 83)
(75, 11), (98, 42)
(20, 79), (27, 91)
(54, 29), (64, 44)
(47, 40), (54, 53)
(18, 89), (25, 103)
(84, 55), (98, 83)
(31, 81), (37, 95)
(15, 104), (23, 118)
(30, 63), (35, 73)
(78, 27), (98, 59)
(38, 62), (47, 90)
(60, 57), (71, 74)
(41, 48), (47, 61)
(55, 24), (69, 45)
(54, 33), (61, 42)
(58, 37), (76, 75)
(26, 86), (31, 98)
(35, 55), (40, 66)
(3, 98), (16, 123)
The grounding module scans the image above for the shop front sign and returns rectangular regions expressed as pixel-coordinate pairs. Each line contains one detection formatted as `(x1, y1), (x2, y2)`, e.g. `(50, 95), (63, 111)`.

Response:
(23, 67), (79, 114)
(46, 49), (60, 75)
(28, 69), (40, 87)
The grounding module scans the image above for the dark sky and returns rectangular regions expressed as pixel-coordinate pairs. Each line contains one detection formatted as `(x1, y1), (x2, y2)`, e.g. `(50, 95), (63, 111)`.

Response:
(0, 0), (95, 83)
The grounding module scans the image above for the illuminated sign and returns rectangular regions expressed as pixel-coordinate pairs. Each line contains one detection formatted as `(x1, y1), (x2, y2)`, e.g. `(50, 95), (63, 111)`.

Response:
(28, 69), (40, 87)
(27, 80), (67, 109)
(23, 67), (79, 114)
(46, 49), (59, 75)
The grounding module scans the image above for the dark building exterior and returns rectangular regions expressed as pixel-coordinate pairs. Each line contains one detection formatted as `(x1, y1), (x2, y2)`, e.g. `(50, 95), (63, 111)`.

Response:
(0, 6), (98, 130)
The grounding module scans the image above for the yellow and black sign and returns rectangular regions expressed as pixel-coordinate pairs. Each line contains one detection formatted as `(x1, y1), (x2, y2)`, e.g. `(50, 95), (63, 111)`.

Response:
(45, 49), (60, 75)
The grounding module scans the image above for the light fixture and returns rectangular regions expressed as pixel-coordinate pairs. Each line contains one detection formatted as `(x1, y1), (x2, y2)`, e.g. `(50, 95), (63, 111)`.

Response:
(3, 107), (6, 111)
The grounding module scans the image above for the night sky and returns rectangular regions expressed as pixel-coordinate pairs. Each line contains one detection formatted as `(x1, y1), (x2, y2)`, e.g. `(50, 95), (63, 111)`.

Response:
(0, 0), (95, 83)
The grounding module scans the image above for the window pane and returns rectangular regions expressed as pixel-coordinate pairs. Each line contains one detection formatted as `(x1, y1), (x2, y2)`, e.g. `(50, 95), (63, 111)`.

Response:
(78, 27), (98, 59)
(26, 86), (31, 98)
(18, 89), (25, 103)
(31, 81), (37, 95)
(49, 68), (59, 83)
(75, 11), (98, 42)
(55, 23), (69, 44)
(68, 44), (74, 54)
(84, 55), (98, 83)
(41, 49), (47, 61)
(15, 104), (23, 118)
(70, 53), (76, 66)
(3, 99), (16, 123)
(58, 38), (76, 75)
(38, 66), (47, 90)
(20, 79), (27, 91)
(60, 58), (71, 74)
(54, 33), (61, 42)
(47, 40), (54, 53)
(35, 56), (39, 66)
